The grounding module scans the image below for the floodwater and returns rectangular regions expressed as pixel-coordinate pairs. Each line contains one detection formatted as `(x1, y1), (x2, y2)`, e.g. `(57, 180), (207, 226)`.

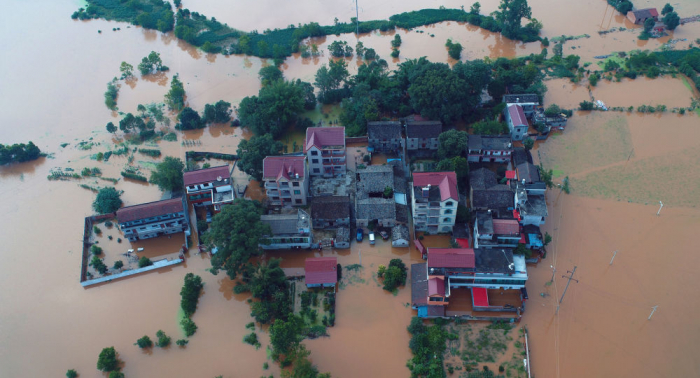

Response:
(2, 0), (700, 377)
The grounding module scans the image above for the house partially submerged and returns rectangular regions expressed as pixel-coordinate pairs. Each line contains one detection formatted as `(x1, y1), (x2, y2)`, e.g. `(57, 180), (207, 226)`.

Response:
(310, 196), (350, 229)
(262, 156), (309, 206)
(411, 171), (459, 234)
(367, 121), (403, 154)
(117, 197), (190, 242)
(392, 224), (410, 247)
(405, 120), (442, 151)
(355, 165), (398, 228)
(259, 209), (312, 250)
(305, 127), (346, 177)
(467, 135), (512, 163)
(183, 165), (234, 212)
(305, 257), (337, 288)
(627, 8), (658, 25)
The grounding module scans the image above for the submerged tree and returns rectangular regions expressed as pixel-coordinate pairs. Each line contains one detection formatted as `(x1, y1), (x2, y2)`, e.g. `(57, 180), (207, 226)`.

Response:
(236, 133), (284, 181)
(149, 156), (184, 192)
(164, 74), (186, 112)
(96, 346), (119, 372)
(93, 187), (122, 214)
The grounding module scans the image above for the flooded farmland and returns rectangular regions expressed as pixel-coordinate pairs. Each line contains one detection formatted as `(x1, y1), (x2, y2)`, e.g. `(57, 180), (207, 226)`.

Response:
(2, 0), (700, 377)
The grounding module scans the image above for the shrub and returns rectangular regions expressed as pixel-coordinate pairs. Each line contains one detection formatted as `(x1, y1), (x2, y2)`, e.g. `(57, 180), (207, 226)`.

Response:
(138, 256), (153, 268)
(135, 335), (153, 348)
(382, 259), (407, 291)
(113, 260), (124, 270)
(156, 330), (171, 347)
(180, 273), (204, 317)
(243, 332), (260, 346)
(109, 371), (124, 378)
(246, 322), (255, 330)
(646, 66), (660, 79)
(181, 317), (198, 337)
(176, 339), (188, 346)
(377, 264), (386, 278)
(391, 34), (402, 48)
(93, 226), (102, 235)
(105, 221), (113, 227)
(391, 49), (400, 58)
(90, 256), (108, 274)
(579, 100), (594, 110)
(96, 346), (119, 372)
(445, 39), (462, 60)
(91, 245), (103, 255)
(66, 369), (78, 378)
(589, 73), (599, 86)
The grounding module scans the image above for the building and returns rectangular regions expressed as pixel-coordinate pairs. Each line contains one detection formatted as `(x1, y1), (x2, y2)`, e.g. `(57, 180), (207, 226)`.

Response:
(183, 165), (234, 212)
(505, 104), (529, 141)
(310, 196), (350, 229)
(334, 227), (350, 249)
(627, 8), (658, 25)
(511, 147), (533, 167)
(503, 94), (540, 117)
(474, 212), (520, 249)
(259, 209), (312, 250)
(467, 135), (513, 163)
(305, 127), (346, 177)
(367, 121), (403, 154)
(262, 156), (309, 206)
(411, 171), (459, 234)
(469, 168), (514, 216)
(514, 162), (546, 195)
(355, 165), (397, 228)
(405, 120), (442, 151)
(117, 197), (190, 242)
(392, 224), (410, 247)
(305, 257), (338, 288)
(514, 187), (547, 226)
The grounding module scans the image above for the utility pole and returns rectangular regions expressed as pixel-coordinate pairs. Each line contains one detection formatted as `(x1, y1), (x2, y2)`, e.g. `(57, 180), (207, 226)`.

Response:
(355, 0), (359, 35)
(549, 265), (556, 283)
(648, 305), (658, 320)
(609, 250), (618, 265)
(657, 201), (663, 216)
(556, 266), (578, 314)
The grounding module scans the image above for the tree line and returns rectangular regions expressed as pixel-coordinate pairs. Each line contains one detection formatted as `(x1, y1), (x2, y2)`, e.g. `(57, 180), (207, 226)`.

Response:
(0, 141), (42, 165)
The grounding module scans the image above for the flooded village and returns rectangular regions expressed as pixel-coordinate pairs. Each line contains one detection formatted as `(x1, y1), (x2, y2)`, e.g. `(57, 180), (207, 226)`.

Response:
(2, 0), (700, 377)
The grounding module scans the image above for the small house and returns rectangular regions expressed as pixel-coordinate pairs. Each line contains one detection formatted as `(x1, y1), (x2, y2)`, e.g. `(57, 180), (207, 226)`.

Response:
(311, 196), (350, 229)
(467, 135), (512, 163)
(259, 209), (312, 250)
(505, 104), (528, 141)
(355, 165), (398, 228)
(405, 120), (442, 151)
(305, 257), (338, 288)
(503, 94), (540, 117)
(334, 227), (350, 249)
(183, 165), (234, 212)
(627, 8), (658, 25)
(117, 197), (190, 242)
(367, 121), (403, 154)
(391, 224), (410, 247)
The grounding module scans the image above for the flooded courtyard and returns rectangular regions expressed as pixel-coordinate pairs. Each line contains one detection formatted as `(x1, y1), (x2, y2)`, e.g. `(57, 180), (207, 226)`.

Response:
(2, 0), (700, 377)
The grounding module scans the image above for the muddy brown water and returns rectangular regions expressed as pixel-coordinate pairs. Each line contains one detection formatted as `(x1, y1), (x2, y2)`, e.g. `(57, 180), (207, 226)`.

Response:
(2, 0), (700, 377)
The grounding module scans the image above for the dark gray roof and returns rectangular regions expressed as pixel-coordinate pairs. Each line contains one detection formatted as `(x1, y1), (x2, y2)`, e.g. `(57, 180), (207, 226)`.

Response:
(468, 135), (512, 151)
(356, 198), (396, 220)
(336, 227), (350, 242)
(476, 212), (494, 234)
(392, 224), (410, 241)
(452, 223), (470, 240)
(395, 203), (409, 223)
(311, 196), (350, 220)
(411, 263), (428, 306)
(406, 121), (442, 139)
(519, 194), (548, 218)
(503, 94), (540, 105)
(516, 162), (540, 184)
(367, 121), (402, 140)
(260, 209), (310, 235)
(470, 168), (498, 191)
(413, 185), (443, 202)
(522, 224), (541, 235)
(474, 248), (515, 274)
(511, 147), (533, 166)
(472, 189), (514, 211)
(357, 165), (394, 198)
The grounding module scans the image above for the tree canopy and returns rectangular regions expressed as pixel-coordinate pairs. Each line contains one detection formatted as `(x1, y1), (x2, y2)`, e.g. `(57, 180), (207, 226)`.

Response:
(314, 59), (350, 104)
(661, 3), (674, 15)
(176, 107), (204, 130)
(204, 199), (270, 279)
(496, 0), (533, 38)
(258, 65), (284, 86)
(93, 187), (122, 214)
(281, 345), (332, 378)
(138, 51), (164, 75)
(471, 120), (509, 135)
(236, 133), (284, 181)
(437, 129), (468, 159)
(237, 80), (305, 137)
(165, 74), (186, 111)
(203, 100), (233, 124)
(663, 12), (680, 31)
(149, 156), (184, 192)
(180, 273), (203, 317)
(0, 141), (41, 165)
(96, 346), (119, 372)
(270, 313), (303, 358)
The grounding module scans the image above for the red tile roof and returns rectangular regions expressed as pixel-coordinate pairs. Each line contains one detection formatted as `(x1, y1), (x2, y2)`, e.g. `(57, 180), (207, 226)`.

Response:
(428, 248), (475, 269)
(412, 172), (459, 201)
(492, 219), (520, 235)
(117, 198), (184, 223)
(428, 278), (445, 296)
(456, 238), (470, 248)
(414, 238), (427, 256)
(472, 288), (489, 307)
(305, 257), (338, 285)
(183, 165), (230, 186)
(507, 104), (527, 127)
(505, 170), (516, 179)
(263, 156), (306, 181)
(305, 127), (345, 151)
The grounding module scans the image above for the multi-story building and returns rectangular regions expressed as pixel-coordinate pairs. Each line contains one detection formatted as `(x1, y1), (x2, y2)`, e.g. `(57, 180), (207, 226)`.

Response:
(183, 165), (234, 212)
(259, 209), (312, 250)
(411, 172), (459, 234)
(305, 127), (346, 177)
(310, 196), (350, 229)
(116, 197), (190, 242)
(505, 104), (529, 141)
(262, 156), (308, 206)
(514, 187), (548, 227)
(503, 94), (540, 117)
(466, 135), (513, 163)
(367, 121), (403, 154)
(405, 120), (442, 151)
(474, 211), (521, 249)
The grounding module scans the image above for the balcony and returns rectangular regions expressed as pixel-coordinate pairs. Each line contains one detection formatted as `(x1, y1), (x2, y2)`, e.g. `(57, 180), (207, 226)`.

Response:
(322, 159), (345, 166)
(280, 191), (292, 197)
(321, 150), (345, 157)
(264, 181), (278, 189)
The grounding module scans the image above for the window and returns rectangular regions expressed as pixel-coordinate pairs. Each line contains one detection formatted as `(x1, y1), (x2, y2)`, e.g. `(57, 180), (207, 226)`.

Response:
(443, 218), (451, 222)
(294, 190), (301, 195)
(444, 209), (453, 214)
(280, 182), (289, 187)
(313, 168), (320, 173)
(445, 201), (453, 207)
(295, 199), (302, 204)
(292, 182), (300, 187)
(312, 159), (319, 164)
(311, 150), (318, 156)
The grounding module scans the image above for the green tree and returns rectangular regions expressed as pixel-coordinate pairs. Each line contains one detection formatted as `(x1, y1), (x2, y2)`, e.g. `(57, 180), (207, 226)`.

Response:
(588, 72), (599, 86)
(176, 107), (204, 130)
(135, 335), (153, 348)
(156, 330), (171, 347)
(108, 371), (124, 378)
(282, 345), (332, 378)
(259, 65), (284, 86)
(180, 273), (204, 317)
(113, 260), (124, 270)
(149, 156), (184, 192)
(539, 163), (554, 188)
(203, 100), (233, 124)
(138, 256), (153, 268)
(644, 17), (655, 33)
(181, 318), (198, 336)
(93, 187), (122, 214)
(472, 120), (509, 135)
(661, 3), (673, 15)
(496, 0), (532, 37)
(241, 258), (292, 323)
(138, 51), (163, 75)
(106, 122), (118, 133)
(382, 259), (407, 291)
(237, 80), (305, 137)
(314, 60), (349, 103)
(470, 2), (481, 14)
(523, 138), (534, 151)
(663, 12), (680, 31)
(383, 186), (394, 198)
(176, 339), (189, 346)
(269, 314), (303, 358)
(119, 62), (134, 79)
(236, 134), (284, 181)
(437, 130), (468, 159)
(104, 80), (119, 110)
(543, 232), (552, 246)
(66, 369), (78, 378)
(445, 39), (463, 60)
(204, 199), (270, 279)
(96, 347), (119, 372)
(165, 74), (186, 112)
(544, 104), (562, 117)
(119, 113), (145, 133)
(391, 34), (402, 48)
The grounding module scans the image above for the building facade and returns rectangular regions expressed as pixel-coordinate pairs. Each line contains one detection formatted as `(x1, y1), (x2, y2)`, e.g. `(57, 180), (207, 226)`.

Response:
(305, 127), (346, 177)
(310, 196), (350, 229)
(405, 120), (442, 151)
(183, 165), (234, 212)
(503, 94), (540, 117)
(367, 121), (403, 154)
(411, 172), (459, 234)
(505, 104), (529, 141)
(259, 209), (312, 250)
(467, 135), (513, 163)
(262, 156), (309, 206)
(116, 197), (190, 242)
